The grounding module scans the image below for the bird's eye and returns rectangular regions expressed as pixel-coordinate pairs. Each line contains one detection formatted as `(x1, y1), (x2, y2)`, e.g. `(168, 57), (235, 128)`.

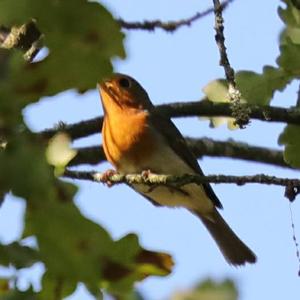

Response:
(118, 77), (131, 89)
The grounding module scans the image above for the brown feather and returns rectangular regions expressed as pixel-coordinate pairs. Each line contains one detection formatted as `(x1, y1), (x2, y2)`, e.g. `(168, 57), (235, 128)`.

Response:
(99, 73), (257, 266)
(195, 209), (256, 265)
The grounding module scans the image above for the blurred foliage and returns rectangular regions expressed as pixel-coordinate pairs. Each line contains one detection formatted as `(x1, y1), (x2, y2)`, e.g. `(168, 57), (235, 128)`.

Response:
(170, 279), (238, 300)
(102, 278), (238, 300)
(0, 0), (173, 299)
(46, 133), (77, 175)
(0, 242), (39, 269)
(277, 0), (300, 168)
(0, 0), (125, 103)
(0, 0), (300, 299)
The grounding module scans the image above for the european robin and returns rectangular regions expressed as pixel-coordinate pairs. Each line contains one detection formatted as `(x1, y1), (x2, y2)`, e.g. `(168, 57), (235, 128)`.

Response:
(98, 73), (256, 266)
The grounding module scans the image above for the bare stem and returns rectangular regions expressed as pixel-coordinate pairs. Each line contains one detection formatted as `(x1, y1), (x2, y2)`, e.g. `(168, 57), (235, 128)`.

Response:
(212, 0), (249, 127)
(118, 0), (234, 32)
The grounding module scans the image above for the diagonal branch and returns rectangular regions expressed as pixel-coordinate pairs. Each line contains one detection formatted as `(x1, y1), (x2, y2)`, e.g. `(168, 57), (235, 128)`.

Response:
(68, 137), (293, 170)
(118, 0), (234, 32)
(40, 100), (300, 140)
(63, 170), (300, 201)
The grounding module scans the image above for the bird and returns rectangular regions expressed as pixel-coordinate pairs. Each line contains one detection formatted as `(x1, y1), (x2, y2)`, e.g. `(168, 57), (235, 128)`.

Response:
(98, 73), (256, 266)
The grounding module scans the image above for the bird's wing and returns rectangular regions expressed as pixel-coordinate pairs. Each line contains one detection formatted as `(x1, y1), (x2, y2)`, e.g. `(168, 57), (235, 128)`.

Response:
(148, 111), (222, 209)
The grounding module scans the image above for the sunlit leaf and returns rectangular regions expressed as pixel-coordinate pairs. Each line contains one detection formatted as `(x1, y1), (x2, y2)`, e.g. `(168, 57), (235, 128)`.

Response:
(171, 279), (238, 300)
(202, 79), (237, 129)
(46, 133), (77, 175)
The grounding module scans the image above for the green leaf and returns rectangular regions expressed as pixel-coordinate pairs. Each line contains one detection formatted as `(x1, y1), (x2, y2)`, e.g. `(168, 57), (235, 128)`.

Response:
(0, 0), (125, 103)
(202, 79), (237, 129)
(171, 278), (238, 300)
(278, 2), (300, 55)
(0, 242), (39, 269)
(39, 273), (78, 300)
(46, 133), (77, 175)
(278, 1), (300, 75)
(236, 66), (291, 105)
(204, 67), (291, 106)
(277, 41), (300, 74)
(0, 133), (56, 201)
(0, 278), (10, 296)
(278, 0), (300, 28)
(278, 124), (300, 167)
(1, 289), (38, 300)
(202, 67), (291, 128)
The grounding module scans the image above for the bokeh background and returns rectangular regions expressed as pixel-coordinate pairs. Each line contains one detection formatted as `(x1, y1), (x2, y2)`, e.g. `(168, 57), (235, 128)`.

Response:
(1, 0), (300, 299)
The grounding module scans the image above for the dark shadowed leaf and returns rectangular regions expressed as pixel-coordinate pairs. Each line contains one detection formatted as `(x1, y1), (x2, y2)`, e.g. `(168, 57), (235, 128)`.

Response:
(1, 288), (38, 300)
(0, 0), (125, 103)
(278, 125), (300, 167)
(0, 242), (39, 269)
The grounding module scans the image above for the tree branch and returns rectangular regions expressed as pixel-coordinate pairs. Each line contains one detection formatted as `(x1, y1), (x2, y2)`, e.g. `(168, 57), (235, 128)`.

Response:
(40, 100), (300, 140)
(117, 0), (234, 32)
(297, 80), (300, 107)
(68, 137), (293, 170)
(0, 20), (42, 62)
(63, 170), (300, 201)
(212, 0), (249, 128)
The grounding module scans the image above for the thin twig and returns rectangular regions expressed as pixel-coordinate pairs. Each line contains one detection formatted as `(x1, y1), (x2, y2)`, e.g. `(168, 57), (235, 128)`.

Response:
(296, 81), (300, 107)
(62, 170), (300, 200)
(68, 137), (293, 170)
(213, 0), (235, 87)
(40, 100), (300, 140)
(289, 203), (300, 276)
(212, 0), (249, 128)
(118, 0), (234, 32)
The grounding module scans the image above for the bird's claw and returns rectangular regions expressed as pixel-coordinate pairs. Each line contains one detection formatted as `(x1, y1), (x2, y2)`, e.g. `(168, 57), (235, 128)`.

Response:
(141, 169), (153, 179)
(101, 169), (117, 187)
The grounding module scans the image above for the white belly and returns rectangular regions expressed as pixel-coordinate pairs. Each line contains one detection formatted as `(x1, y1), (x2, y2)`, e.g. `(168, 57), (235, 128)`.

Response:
(118, 140), (214, 214)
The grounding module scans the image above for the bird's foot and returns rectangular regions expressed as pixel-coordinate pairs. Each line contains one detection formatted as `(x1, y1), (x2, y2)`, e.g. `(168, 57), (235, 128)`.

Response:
(141, 169), (153, 179)
(101, 169), (117, 187)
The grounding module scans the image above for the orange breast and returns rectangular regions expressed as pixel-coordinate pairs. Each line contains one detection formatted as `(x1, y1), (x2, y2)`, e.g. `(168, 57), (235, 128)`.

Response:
(102, 109), (156, 171)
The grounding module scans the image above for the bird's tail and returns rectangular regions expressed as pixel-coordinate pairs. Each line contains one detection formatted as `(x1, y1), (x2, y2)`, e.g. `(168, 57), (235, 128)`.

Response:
(194, 209), (256, 266)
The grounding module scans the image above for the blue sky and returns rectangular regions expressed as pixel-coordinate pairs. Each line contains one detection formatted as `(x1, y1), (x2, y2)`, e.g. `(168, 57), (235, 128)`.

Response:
(1, 0), (300, 299)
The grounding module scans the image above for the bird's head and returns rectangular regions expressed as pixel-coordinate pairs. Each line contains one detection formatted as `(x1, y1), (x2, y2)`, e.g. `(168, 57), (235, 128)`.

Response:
(98, 73), (153, 113)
